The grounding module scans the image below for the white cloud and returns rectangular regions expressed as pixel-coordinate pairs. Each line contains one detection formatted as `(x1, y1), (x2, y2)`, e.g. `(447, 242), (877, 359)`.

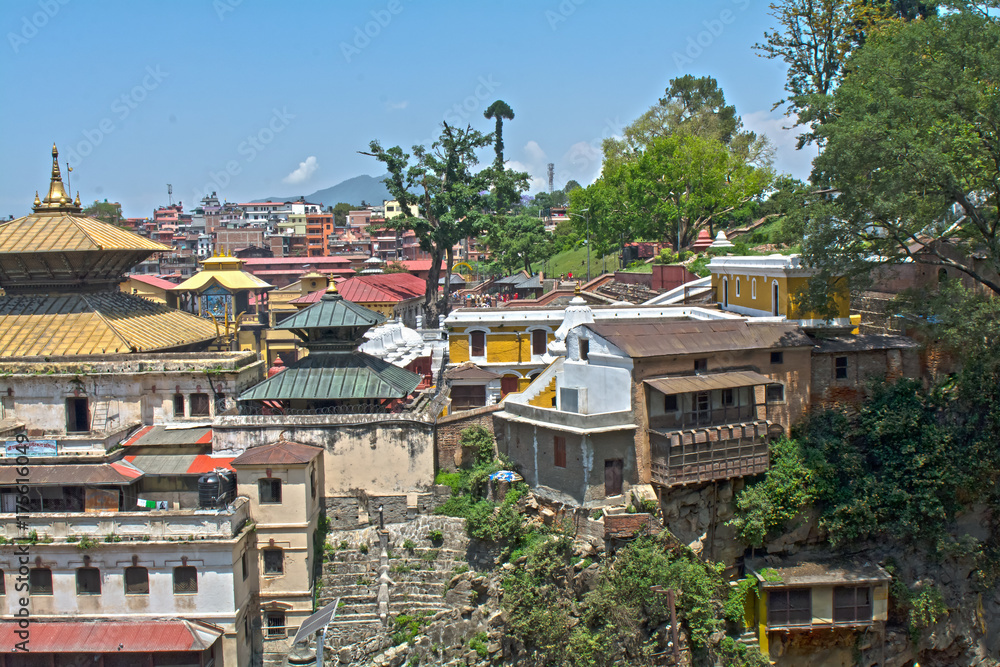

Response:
(283, 156), (319, 185)
(741, 110), (818, 181)
(386, 100), (409, 110)
(508, 160), (548, 192)
(524, 140), (546, 164)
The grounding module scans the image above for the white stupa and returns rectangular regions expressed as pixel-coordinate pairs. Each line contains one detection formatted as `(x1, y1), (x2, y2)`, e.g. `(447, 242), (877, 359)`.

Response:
(709, 231), (734, 249)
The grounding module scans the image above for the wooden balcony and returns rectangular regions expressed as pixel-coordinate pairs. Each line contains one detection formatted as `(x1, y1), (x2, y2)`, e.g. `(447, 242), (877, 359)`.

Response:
(650, 420), (770, 487)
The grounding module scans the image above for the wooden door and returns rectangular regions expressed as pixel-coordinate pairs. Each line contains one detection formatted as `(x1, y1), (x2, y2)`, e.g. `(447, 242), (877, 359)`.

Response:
(500, 376), (520, 397)
(604, 459), (623, 497)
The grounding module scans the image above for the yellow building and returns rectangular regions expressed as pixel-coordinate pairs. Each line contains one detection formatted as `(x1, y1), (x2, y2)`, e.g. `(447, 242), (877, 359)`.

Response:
(744, 557), (890, 664)
(383, 199), (419, 220)
(232, 440), (325, 662)
(708, 254), (851, 328)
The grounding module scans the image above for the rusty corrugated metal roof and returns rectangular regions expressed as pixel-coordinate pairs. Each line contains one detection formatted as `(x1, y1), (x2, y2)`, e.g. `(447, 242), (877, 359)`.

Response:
(445, 363), (502, 381)
(0, 213), (169, 253)
(586, 319), (811, 358)
(644, 371), (773, 395)
(0, 292), (218, 356)
(231, 440), (323, 466)
(0, 463), (142, 486)
(0, 619), (220, 652)
(238, 351), (420, 401)
(123, 425), (213, 447)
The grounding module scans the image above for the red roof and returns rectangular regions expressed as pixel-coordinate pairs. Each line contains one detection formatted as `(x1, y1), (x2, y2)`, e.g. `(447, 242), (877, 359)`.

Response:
(252, 268), (355, 276)
(0, 620), (220, 652)
(336, 273), (426, 303)
(187, 454), (236, 474)
(244, 256), (351, 266)
(398, 259), (445, 271)
(110, 460), (144, 479)
(126, 274), (178, 290)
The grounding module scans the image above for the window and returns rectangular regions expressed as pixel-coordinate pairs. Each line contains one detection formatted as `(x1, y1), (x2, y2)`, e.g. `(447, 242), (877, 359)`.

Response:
(76, 567), (101, 595)
(66, 397), (90, 432)
(554, 436), (566, 468)
(735, 277), (741, 297)
(835, 356), (848, 379)
(722, 277), (729, 308)
(259, 478), (282, 504)
(531, 329), (547, 356)
(771, 351), (784, 365)
(604, 459), (623, 497)
(241, 551), (249, 581)
(266, 611), (286, 638)
(0, 569), (4, 595)
(124, 566), (149, 595)
(663, 394), (678, 412)
(189, 393), (210, 416)
(469, 331), (486, 358)
(450, 384), (486, 411)
(772, 281), (780, 316)
(722, 388), (735, 406)
(768, 588), (812, 627)
(263, 548), (284, 575)
(173, 566), (198, 594)
(579, 338), (589, 361)
(29, 568), (52, 594)
(244, 613), (251, 639)
(172, 394), (185, 418)
(693, 358), (707, 373)
(766, 383), (785, 403)
(310, 467), (317, 501)
(833, 586), (873, 624)
(751, 278), (757, 300)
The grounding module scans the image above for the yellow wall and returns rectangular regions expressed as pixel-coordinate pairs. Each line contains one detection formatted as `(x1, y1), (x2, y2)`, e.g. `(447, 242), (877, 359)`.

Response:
(358, 301), (394, 319)
(529, 376), (558, 407)
(713, 273), (849, 321)
(447, 326), (553, 365)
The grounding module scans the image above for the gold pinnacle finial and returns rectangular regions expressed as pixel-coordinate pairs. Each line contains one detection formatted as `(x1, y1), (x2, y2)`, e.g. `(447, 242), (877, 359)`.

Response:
(34, 191), (41, 207)
(35, 143), (78, 213)
(74, 191), (80, 207)
(326, 280), (338, 294)
(575, 281), (581, 295)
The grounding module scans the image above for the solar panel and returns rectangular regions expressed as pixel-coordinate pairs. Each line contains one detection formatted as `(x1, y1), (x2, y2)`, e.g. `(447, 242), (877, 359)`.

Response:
(291, 597), (341, 646)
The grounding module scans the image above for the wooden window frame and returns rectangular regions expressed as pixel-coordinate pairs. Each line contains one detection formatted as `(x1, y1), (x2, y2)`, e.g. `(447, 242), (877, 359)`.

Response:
(172, 566), (198, 594)
(768, 588), (812, 627)
(124, 566), (149, 595)
(29, 568), (52, 595)
(833, 586), (873, 624)
(469, 330), (486, 358)
(76, 567), (101, 595)
(554, 436), (567, 468)
(259, 478), (282, 504)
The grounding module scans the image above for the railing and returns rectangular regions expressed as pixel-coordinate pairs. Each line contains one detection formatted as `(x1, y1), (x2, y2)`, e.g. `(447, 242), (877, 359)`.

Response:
(648, 405), (759, 430)
(650, 420), (770, 487)
(0, 496), (250, 542)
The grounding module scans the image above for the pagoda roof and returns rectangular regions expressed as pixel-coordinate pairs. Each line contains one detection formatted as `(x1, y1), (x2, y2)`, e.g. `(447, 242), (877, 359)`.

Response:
(277, 288), (386, 331)
(238, 351), (420, 402)
(171, 261), (274, 293)
(0, 213), (169, 254)
(0, 292), (218, 356)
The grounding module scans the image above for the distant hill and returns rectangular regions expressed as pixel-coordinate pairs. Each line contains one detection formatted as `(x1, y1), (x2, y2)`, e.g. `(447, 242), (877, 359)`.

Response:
(258, 174), (391, 207)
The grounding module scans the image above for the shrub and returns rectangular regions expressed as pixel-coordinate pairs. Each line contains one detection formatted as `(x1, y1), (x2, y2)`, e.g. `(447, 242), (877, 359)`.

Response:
(402, 539), (416, 552)
(427, 529), (443, 543)
(359, 543), (369, 554)
(469, 632), (489, 658)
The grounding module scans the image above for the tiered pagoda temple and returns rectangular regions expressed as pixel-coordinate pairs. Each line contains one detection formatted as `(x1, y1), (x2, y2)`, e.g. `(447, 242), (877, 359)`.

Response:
(0, 145), (219, 356)
(238, 283), (421, 412)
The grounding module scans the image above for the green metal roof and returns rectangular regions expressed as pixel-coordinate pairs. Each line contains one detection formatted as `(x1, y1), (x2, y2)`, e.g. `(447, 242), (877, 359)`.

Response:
(238, 351), (421, 402)
(276, 292), (385, 331)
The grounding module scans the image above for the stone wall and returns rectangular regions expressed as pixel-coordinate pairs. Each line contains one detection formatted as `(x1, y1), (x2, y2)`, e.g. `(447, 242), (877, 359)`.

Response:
(323, 486), (452, 530)
(435, 404), (502, 471)
(214, 413), (436, 496)
(852, 291), (905, 335)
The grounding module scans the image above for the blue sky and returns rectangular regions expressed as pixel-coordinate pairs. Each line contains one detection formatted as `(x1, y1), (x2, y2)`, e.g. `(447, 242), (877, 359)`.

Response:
(0, 0), (817, 218)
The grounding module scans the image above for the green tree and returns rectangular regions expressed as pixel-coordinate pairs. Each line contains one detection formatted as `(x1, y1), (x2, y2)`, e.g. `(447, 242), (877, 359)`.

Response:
(330, 201), (356, 227)
(84, 200), (123, 227)
(801, 10), (1000, 296)
(364, 123), (493, 321)
(602, 133), (773, 248)
(483, 214), (553, 274)
(755, 0), (935, 147)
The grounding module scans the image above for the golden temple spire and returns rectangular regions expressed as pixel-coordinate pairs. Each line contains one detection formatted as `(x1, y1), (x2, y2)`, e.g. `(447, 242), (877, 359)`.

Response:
(33, 191), (40, 208)
(326, 280), (339, 294)
(34, 144), (80, 214)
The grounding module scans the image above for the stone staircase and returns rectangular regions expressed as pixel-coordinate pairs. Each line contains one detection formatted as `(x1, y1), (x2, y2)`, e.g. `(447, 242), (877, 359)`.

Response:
(319, 516), (472, 663)
(528, 376), (557, 408)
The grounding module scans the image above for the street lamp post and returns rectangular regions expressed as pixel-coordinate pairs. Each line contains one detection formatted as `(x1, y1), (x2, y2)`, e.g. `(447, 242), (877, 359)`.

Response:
(569, 208), (591, 282)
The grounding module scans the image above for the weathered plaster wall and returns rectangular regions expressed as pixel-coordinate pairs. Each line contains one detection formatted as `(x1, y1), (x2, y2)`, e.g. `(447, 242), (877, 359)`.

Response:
(214, 415), (435, 495)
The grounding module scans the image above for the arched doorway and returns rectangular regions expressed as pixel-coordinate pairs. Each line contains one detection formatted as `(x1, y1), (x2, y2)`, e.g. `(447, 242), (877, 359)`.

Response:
(772, 281), (780, 316)
(722, 278), (729, 308)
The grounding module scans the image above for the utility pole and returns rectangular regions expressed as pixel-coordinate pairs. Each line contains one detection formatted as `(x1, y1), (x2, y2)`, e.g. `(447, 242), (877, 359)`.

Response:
(650, 585), (681, 665)
(569, 208), (591, 282)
